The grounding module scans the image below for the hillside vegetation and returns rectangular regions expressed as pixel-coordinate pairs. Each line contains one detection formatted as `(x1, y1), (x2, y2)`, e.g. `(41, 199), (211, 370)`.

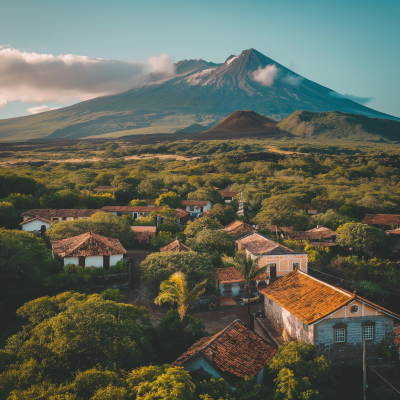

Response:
(277, 110), (400, 141)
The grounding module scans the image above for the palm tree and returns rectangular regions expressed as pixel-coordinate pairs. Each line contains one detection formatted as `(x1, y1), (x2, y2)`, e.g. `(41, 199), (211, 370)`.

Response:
(154, 271), (208, 321)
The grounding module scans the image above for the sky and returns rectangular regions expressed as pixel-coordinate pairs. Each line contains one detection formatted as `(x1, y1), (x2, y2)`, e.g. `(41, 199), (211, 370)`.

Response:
(0, 0), (399, 119)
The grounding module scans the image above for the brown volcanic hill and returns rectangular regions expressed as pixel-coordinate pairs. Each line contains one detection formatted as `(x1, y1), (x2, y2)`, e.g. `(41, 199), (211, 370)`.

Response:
(203, 110), (290, 137)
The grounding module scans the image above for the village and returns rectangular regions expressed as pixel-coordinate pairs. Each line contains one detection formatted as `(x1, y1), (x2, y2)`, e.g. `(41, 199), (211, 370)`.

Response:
(16, 183), (400, 396)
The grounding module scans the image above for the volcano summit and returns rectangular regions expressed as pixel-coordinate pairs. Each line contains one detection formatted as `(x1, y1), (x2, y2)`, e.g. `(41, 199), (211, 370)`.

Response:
(0, 49), (397, 142)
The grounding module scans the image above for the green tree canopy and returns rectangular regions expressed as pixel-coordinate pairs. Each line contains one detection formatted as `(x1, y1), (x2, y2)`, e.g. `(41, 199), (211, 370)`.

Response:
(187, 187), (224, 205)
(184, 215), (223, 236)
(0, 201), (18, 229)
(140, 251), (215, 286)
(207, 204), (236, 225)
(132, 216), (156, 226)
(129, 199), (148, 206)
(0, 193), (40, 212)
(311, 209), (353, 230)
(186, 229), (236, 256)
(155, 191), (182, 208)
(336, 222), (386, 251)
(47, 211), (133, 247)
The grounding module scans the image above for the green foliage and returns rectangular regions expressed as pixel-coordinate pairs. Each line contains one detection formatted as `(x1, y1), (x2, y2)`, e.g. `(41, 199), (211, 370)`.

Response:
(141, 251), (215, 286)
(40, 193), (65, 208)
(336, 222), (386, 251)
(0, 229), (61, 319)
(151, 206), (179, 224)
(311, 209), (353, 230)
(304, 244), (332, 265)
(152, 309), (208, 364)
(187, 229), (236, 256)
(185, 215), (223, 236)
(155, 191), (182, 208)
(0, 173), (41, 198)
(47, 211), (132, 247)
(0, 193), (40, 212)
(188, 187), (225, 205)
(132, 216), (156, 226)
(208, 204), (236, 225)
(0, 201), (18, 229)
(100, 289), (124, 302)
(157, 222), (180, 234)
(129, 199), (148, 206)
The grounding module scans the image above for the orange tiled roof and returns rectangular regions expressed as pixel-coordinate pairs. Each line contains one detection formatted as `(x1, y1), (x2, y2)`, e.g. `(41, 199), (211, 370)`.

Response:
(21, 209), (99, 218)
(131, 226), (156, 241)
(225, 220), (256, 238)
(386, 228), (400, 235)
(287, 227), (337, 240)
(218, 190), (239, 198)
(216, 267), (245, 283)
(172, 320), (276, 378)
(260, 270), (400, 324)
(175, 208), (190, 219)
(236, 233), (303, 256)
(182, 200), (211, 206)
(160, 239), (192, 252)
(51, 232), (126, 258)
(362, 214), (400, 225)
(19, 216), (52, 225)
(102, 206), (164, 212)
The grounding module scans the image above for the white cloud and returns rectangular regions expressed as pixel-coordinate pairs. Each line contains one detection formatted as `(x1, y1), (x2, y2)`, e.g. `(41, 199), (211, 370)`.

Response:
(251, 64), (278, 87)
(281, 74), (304, 86)
(0, 46), (176, 106)
(328, 91), (373, 105)
(27, 105), (61, 114)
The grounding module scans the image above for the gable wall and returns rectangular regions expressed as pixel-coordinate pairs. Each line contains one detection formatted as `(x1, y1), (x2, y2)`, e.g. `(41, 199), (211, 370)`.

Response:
(21, 220), (51, 231)
(255, 254), (308, 276)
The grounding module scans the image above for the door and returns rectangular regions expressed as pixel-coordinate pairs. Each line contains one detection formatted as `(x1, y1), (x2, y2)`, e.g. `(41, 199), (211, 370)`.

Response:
(269, 264), (277, 279)
(103, 256), (110, 271)
(78, 256), (85, 267)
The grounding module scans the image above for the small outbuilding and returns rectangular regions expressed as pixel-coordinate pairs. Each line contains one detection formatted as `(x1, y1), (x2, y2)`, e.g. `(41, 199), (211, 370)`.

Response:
(225, 220), (256, 239)
(172, 319), (276, 388)
(51, 231), (126, 270)
(20, 216), (51, 233)
(131, 226), (157, 245)
(160, 239), (192, 252)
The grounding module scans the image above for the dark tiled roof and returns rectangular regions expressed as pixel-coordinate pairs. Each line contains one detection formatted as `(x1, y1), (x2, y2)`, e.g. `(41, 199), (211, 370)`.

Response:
(131, 226), (156, 241)
(362, 214), (400, 225)
(19, 216), (51, 225)
(172, 320), (276, 378)
(160, 239), (192, 252)
(51, 232), (126, 257)
(218, 190), (239, 198)
(21, 209), (99, 218)
(216, 267), (245, 283)
(236, 233), (303, 255)
(225, 220), (256, 238)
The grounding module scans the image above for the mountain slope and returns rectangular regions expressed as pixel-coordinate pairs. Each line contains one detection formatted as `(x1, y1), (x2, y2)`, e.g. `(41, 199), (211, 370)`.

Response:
(0, 49), (397, 142)
(277, 111), (400, 141)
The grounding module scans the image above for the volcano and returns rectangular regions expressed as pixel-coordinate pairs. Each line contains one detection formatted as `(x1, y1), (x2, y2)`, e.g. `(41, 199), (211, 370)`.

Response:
(0, 48), (397, 142)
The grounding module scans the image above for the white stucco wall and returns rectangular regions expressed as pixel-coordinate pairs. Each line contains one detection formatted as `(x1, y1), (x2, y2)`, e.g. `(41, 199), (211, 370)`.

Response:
(85, 256), (105, 268)
(110, 254), (124, 265)
(64, 257), (79, 265)
(63, 254), (123, 268)
(21, 220), (51, 231)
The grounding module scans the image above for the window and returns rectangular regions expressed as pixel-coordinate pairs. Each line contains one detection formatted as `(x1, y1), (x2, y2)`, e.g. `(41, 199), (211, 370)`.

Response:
(293, 262), (300, 270)
(363, 326), (374, 340)
(335, 328), (346, 343)
(303, 323), (308, 332)
(350, 304), (359, 314)
(269, 298), (273, 305)
(190, 206), (194, 211)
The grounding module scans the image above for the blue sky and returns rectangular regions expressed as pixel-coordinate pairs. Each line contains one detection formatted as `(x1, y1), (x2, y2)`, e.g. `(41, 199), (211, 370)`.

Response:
(1, 0), (399, 119)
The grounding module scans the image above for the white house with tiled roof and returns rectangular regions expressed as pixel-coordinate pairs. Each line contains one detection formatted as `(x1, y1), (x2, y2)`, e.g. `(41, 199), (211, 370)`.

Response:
(20, 216), (52, 233)
(236, 232), (308, 279)
(21, 209), (98, 223)
(143, 199), (212, 217)
(51, 232), (126, 270)
(260, 269), (400, 361)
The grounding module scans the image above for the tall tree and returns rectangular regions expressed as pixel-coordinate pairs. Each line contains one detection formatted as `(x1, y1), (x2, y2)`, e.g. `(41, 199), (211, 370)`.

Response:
(155, 271), (208, 321)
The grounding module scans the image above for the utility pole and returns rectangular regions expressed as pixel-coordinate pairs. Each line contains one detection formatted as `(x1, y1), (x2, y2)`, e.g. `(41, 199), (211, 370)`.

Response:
(363, 337), (367, 400)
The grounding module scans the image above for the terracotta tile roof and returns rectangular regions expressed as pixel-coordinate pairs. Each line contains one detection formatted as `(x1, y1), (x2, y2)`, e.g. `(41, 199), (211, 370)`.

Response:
(21, 209), (99, 218)
(236, 233), (303, 256)
(182, 200), (211, 206)
(287, 227), (337, 240)
(51, 232), (126, 258)
(19, 216), (52, 225)
(102, 206), (164, 213)
(175, 208), (190, 219)
(93, 186), (115, 191)
(225, 220), (256, 238)
(362, 214), (400, 225)
(386, 228), (400, 235)
(218, 190), (239, 198)
(143, 199), (157, 205)
(160, 239), (192, 252)
(216, 267), (245, 283)
(395, 325), (400, 347)
(131, 226), (157, 241)
(172, 320), (276, 378)
(260, 270), (400, 325)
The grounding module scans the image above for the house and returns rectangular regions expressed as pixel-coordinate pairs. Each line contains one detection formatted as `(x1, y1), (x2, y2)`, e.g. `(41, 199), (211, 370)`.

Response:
(21, 209), (98, 223)
(218, 190), (239, 204)
(260, 269), (400, 361)
(131, 226), (156, 245)
(51, 231), (126, 270)
(236, 233), (307, 279)
(20, 216), (51, 233)
(216, 265), (268, 297)
(225, 220), (256, 239)
(172, 319), (276, 388)
(92, 186), (115, 195)
(160, 239), (192, 252)
(284, 226), (337, 247)
(101, 206), (189, 227)
(362, 214), (400, 230)
(143, 199), (212, 217)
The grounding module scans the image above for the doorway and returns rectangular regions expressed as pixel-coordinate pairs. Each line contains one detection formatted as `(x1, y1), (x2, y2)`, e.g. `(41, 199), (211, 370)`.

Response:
(78, 256), (85, 267)
(269, 264), (277, 279)
(103, 256), (110, 271)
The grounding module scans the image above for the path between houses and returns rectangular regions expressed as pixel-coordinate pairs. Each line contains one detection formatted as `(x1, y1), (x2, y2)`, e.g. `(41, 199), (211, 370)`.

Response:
(121, 249), (276, 344)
